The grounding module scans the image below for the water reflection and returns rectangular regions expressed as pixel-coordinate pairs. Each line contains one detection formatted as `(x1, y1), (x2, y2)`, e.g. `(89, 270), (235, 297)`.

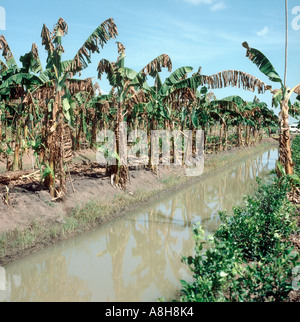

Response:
(0, 149), (278, 302)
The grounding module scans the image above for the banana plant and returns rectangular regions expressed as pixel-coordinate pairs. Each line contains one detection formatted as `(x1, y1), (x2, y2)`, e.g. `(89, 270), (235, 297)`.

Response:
(128, 66), (194, 136)
(242, 41), (300, 175)
(191, 87), (222, 151)
(209, 96), (246, 149)
(251, 99), (278, 141)
(97, 43), (136, 187)
(37, 17), (118, 196)
(98, 43), (174, 187)
(171, 66), (273, 152)
(137, 66), (199, 170)
(0, 39), (46, 172)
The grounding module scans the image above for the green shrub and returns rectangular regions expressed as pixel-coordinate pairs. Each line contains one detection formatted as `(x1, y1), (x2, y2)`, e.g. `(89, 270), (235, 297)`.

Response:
(235, 248), (299, 302)
(178, 177), (299, 302)
(292, 136), (300, 176)
(179, 225), (299, 303)
(180, 226), (243, 302)
(215, 177), (297, 261)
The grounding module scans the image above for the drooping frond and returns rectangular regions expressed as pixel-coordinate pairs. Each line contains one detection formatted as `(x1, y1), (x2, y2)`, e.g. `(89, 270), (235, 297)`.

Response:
(140, 54), (172, 78)
(0, 59), (8, 73)
(116, 42), (126, 68)
(41, 24), (54, 55)
(166, 87), (196, 108)
(93, 81), (101, 94)
(126, 89), (147, 108)
(31, 43), (39, 60)
(118, 67), (138, 81)
(217, 95), (245, 107)
(19, 43), (43, 74)
(175, 70), (272, 94)
(0, 73), (43, 90)
(66, 78), (94, 95)
(205, 70), (272, 93)
(0, 35), (17, 68)
(30, 43), (43, 74)
(294, 84), (300, 96)
(271, 89), (283, 108)
(66, 18), (118, 76)
(244, 104), (261, 118)
(97, 59), (117, 86)
(164, 66), (193, 87)
(242, 42), (282, 84)
(117, 42), (125, 55)
(52, 18), (68, 37)
(210, 96), (246, 113)
(29, 78), (94, 101)
(129, 54), (173, 88)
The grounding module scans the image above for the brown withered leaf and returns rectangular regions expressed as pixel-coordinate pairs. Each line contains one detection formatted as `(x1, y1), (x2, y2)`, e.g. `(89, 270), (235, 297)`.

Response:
(117, 42), (126, 55)
(0, 35), (15, 64)
(67, 18), (118, 76)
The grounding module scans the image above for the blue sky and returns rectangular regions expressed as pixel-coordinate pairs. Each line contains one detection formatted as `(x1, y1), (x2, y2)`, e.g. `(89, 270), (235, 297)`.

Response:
(0, 0), (299, 119)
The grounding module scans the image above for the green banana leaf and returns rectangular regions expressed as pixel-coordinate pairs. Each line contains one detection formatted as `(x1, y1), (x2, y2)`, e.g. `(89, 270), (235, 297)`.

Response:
(242, 42), (282, 84)
(164, 66), (193, 87)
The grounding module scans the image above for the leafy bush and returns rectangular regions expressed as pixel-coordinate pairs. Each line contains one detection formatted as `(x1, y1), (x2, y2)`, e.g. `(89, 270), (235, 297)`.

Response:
(216, 177), (297, 261)
(180, 226), (243, 302)
(180, 225), (299, 302)
(235, 248), (299, 302)
(292, 136), (300, 176)
(178, 177), (299, 302)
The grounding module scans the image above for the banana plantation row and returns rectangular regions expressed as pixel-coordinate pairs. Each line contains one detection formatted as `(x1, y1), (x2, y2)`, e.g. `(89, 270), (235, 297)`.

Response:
(0, 18), (299, 197)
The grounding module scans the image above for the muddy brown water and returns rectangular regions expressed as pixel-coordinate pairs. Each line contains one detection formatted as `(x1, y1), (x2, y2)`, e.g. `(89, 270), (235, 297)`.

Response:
(0, 148), (278, 302)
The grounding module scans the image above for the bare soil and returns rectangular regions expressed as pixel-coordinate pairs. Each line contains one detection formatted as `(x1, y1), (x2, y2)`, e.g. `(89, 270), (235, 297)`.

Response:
(0, 159), (188, 235)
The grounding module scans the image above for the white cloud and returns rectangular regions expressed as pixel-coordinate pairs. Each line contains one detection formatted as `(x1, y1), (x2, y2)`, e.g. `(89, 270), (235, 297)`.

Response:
(256, 26), (270, 37)
(183, 0), (213, 4)
(211, 2), (227, 11)
(182, 0), (227, 12)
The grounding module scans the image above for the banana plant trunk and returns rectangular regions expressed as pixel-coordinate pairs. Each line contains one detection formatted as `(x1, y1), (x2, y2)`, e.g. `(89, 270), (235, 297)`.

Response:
(112, 100), (129, 188)
(24, 125), (28, 155)
(279, 99), (294, 175)
(203, 126), (208, 153)
(91, 115), (98, 149)
(12, 125), (20, 172)
(237, 124), (242, 147)
(224, 124), (228, 151)
(76, 110), (83, 151)
(253, 127), (258, 145)
(219, 123), (224, 151)
(45, 90), (61, 197)
(246, 125), (250, 146)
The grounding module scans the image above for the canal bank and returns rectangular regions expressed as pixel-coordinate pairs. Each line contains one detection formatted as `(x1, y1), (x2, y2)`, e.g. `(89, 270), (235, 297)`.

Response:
(0, 138), (278, 267)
